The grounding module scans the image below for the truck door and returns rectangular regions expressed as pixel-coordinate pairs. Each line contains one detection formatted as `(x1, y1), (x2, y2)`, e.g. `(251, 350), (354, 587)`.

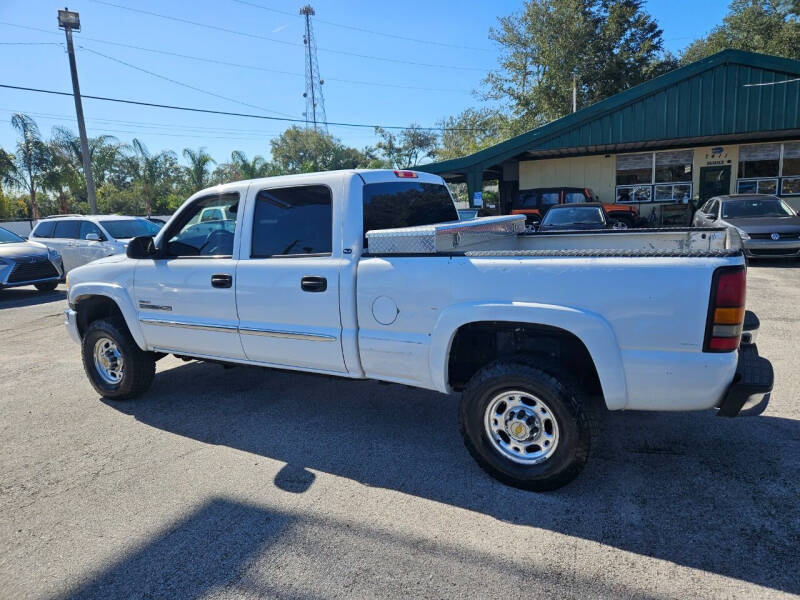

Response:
(235, 182), (346, 373)
(134, 192), (245, 360)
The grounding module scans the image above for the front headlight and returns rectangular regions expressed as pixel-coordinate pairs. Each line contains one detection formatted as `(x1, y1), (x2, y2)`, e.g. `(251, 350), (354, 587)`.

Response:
(735, 227), (750, 241)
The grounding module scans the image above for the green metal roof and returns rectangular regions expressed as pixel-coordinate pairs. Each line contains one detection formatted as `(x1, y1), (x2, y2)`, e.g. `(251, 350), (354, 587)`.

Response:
(420, 50), (800, 178)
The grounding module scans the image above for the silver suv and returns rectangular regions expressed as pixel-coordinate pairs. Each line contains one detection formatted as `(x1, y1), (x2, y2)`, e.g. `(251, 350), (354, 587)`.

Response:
(29, 215), (162, 272)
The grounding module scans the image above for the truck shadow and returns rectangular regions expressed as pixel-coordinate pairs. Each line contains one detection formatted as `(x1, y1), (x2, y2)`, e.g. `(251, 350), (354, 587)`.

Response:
(104, 361), (800, 595)
(0, 286), (66, 309)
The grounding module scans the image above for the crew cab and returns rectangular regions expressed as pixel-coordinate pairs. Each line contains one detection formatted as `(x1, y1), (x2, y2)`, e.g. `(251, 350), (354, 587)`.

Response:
(64, 169), (773, 491)
(511, 186), (639, 230)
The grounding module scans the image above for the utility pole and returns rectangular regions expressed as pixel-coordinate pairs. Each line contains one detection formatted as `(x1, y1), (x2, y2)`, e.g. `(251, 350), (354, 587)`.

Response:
(58, 8), (97, 214)
(572, 75), (577, 113)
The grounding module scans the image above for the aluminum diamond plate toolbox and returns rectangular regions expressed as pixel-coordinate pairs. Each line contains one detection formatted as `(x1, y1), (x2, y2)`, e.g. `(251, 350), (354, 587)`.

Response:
(366, 215), (526, 254)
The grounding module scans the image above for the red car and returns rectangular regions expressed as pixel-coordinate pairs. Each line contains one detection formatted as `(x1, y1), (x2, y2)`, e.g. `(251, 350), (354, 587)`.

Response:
(511, 187), (639, 229)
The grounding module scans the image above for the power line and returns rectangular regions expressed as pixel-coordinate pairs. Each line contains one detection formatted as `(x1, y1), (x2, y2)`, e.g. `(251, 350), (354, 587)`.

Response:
(88, 0), (488, 72)
(78, 46), (298, 119)
(230, 0), (493, 53)
(0, 22), (472, 93)
(0, 83), (484, 131)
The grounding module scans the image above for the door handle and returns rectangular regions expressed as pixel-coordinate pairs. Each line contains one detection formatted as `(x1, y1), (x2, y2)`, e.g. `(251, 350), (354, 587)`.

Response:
(301, 276), (327, 292)
(211, 273), (233, 288)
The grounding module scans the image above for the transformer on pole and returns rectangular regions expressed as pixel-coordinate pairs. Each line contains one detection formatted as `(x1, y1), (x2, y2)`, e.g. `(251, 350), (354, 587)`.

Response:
(300, 5), (327, 132)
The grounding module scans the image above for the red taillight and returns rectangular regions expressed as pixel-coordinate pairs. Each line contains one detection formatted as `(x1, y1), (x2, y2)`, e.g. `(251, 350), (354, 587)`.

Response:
(704, 266), (746, 353)
(394, 170), (418, 178)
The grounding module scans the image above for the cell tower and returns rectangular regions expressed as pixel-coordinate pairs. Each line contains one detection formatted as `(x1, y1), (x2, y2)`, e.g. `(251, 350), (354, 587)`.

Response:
(300, 5), (327, 132)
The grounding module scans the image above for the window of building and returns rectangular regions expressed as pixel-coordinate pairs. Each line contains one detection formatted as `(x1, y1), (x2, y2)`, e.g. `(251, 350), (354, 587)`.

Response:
(737, 178), (778, 195)
(615, 185), (651, 203)
(252, 185), (332, 257)
(655, 150), (693, 182)
(655, 183), (692, 202)
(616, 150), (693, 203)
(738, 143), (780, 178)
(616, 153), (652, 185)
(781, 177), (800, 195)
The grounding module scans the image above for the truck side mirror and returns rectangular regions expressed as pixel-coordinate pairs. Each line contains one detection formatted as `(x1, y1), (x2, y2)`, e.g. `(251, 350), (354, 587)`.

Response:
(126, 236), (157, 259)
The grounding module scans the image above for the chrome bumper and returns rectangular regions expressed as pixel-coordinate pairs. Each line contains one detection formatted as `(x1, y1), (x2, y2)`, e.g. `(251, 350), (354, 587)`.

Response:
(64, 308), (81, 344)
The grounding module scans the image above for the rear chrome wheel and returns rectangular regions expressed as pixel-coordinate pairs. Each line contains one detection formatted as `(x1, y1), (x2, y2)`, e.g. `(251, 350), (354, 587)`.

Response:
(484, 391), (560, 464)
(93, 337), (124, 385)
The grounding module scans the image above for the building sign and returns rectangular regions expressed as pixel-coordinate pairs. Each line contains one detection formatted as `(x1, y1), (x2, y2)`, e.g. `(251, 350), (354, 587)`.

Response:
(473, 192), (483, 207)
(704, 146), (731, 166)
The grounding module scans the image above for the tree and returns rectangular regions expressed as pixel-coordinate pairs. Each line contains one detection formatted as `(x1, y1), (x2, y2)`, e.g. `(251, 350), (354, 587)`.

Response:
(682, 0), (800, 63)
(374, 124), (439, 168)
(182, 147), (216, 192)
(270, 126), (372, 173)
(484, 0), (675, 128)
(10, 113), (51, 219)
(231, 150), (272, 179)
(436, 109), (511, 161)
(131, 139), (177, 216)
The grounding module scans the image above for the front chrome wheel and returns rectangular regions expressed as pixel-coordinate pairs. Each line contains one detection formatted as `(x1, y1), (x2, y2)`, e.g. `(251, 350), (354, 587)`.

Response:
(484, 390), (560, 464)
(93, 337), (124, 385)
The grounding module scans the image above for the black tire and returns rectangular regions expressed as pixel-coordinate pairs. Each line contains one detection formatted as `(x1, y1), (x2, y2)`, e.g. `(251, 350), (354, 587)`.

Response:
(34, 281), (58, 292)
(608, 215), (632, 229)
(81, 317), (156, 400)
(459, 360), (594, 491)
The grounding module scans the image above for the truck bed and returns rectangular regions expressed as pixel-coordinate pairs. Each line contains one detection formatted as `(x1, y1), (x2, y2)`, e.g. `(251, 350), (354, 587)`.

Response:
(365, 216), (742, 257)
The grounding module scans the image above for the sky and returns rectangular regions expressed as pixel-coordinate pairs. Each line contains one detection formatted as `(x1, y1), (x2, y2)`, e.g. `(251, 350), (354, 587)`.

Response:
(0, 0), (730, 166)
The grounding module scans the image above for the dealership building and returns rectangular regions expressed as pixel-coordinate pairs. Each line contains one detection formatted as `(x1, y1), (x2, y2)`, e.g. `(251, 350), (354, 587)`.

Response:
(420, 50), (800, 219)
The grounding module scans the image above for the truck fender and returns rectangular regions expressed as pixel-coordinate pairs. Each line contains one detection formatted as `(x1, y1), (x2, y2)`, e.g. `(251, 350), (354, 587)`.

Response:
(428, 302), (629, 410)
(70, 282), (148, 350)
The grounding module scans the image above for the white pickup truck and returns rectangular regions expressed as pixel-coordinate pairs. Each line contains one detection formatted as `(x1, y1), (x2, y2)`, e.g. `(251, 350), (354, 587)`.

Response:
(64, 169), (773, 490)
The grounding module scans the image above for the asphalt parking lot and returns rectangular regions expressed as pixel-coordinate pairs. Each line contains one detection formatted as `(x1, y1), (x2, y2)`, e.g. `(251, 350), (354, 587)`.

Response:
(1, 263), (799, 600)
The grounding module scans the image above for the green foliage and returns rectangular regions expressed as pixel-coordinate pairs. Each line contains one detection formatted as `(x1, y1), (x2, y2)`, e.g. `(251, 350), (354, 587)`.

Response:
(182, 147), (217, 193)
(484, 0), (675, 127)
(269, 126), (378, 173)
(436, 109), (511, 161)
(374, 124), (438, 168)
(682, 0), (800, 63)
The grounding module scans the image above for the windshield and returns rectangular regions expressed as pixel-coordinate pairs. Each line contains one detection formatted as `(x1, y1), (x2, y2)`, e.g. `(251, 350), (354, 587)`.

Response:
(99, 219), (162, 239)
(542, 207), (605, 226)
(722, 197), (795, 219)
(0, 226), (25, 243)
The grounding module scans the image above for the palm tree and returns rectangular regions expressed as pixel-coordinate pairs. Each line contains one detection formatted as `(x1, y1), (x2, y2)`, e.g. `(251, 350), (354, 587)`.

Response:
(182, 147), (216, 192)
(0, 148), (16, 190)
(229, 150), (271, 180)
(131, 139), (177, 217)
(10, 113), (51, 219)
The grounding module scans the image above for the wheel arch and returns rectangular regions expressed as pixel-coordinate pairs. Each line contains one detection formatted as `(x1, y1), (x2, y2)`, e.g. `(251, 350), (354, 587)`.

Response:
(71, 283), (147, 350)
(429, 302), (628, 410)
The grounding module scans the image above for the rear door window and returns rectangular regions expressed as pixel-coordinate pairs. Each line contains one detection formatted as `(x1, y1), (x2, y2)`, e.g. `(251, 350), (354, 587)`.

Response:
(251, 185), (332, 257)
(539, 192), (561, 210)
(363, 181), (457, 247)
(52, 220), (80, 239)
(564, 192), (587, 203)
(32, 221), (55, 238)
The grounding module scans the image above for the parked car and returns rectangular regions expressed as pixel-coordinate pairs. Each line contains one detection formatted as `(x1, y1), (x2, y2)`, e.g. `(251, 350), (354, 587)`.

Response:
(537, 203), (612, 232)
(29, 214), (162, 272)
(64, 169), (771, 491)
(0, 226), (64, 292)
(693, 194), (800, 258)
(511, 186), (639, 230)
